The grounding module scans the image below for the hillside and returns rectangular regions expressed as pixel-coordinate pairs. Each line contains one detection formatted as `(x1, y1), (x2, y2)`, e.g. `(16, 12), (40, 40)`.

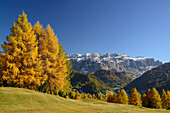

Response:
(0, 87), (168, 113)
(68, 53), (162, 77)
(70, 70), (113, 94)
(125, 63), (170, 93)
(93, 70), (134, 88)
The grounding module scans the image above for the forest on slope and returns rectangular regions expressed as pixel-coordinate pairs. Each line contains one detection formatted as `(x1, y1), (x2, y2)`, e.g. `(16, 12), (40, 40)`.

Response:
(125, 63), (170, 93)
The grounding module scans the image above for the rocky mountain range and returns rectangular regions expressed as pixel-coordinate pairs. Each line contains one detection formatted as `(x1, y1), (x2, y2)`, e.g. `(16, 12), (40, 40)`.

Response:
(68, 53), (162, 78)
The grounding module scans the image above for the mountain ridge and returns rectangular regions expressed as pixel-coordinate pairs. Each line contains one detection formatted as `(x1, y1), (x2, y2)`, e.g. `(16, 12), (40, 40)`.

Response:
(124, 62), (170, 93)
(68, 53), (162, 77)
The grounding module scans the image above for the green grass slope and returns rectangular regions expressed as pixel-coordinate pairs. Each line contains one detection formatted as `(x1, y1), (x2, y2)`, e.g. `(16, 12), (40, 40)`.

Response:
(0, 87), (169, 113)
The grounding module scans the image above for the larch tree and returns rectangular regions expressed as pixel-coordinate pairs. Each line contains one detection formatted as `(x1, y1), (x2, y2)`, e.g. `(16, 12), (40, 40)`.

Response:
(92, 94), (96, 99)
(142, 93), (147, 107)
(84, 93), (88, 98)
(107, 93), (113, 102)
(129, 88), (142, 106)
(149, 88), (162, 109)
(69, 91), (76, 99)
(87, 93), (92, 99)
(161, 89), (167, 108)
(117, 90), (121, 103)
(1, 12), (44, 89)
(104, 97), (108, 102)
(120, 89), (129, 104)
(166, 90), (170, 110)
(76, 91), (81, 100)
(0, 51), (5, 86)
(146, 89), (152, 108)
(58, 43), (73, 91)
(112, 93), (117, 103)
(99, 95), (103, 100)
(35, 23), (68, 93)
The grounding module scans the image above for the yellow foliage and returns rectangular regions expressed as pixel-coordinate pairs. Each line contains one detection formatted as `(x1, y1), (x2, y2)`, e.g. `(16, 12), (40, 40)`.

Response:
(129, 88), (142, 106)
(1, 12), (45, 88)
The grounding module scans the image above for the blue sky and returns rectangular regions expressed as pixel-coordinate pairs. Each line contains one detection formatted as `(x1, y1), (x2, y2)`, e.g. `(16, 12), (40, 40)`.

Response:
(0, 0), (170, 63)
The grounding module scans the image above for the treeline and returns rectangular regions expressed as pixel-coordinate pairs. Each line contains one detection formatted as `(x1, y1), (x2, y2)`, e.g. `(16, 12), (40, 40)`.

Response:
(56, 87), (170, 110)
(55, 90), (108, 101)
(0, 12), (72, 94)
(107, 88), (170, 110)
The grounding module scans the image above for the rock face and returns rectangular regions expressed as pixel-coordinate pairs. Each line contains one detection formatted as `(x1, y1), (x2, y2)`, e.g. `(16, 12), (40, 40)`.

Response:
(68, 53), (162, 78)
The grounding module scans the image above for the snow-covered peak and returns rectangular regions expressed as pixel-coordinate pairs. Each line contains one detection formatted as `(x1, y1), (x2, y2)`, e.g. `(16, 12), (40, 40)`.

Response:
(68, 53), (152, 62)
(69, 53), (162, 78)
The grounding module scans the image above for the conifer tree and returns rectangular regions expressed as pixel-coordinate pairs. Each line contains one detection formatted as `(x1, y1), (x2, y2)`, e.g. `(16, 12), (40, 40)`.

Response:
(99, 95), (103, 100)
(76, 91), (81, 100)
(0, 52), (5, 86)
(58, 43), (73, 91)
(1, 12), (44, 89)
(112, 93), (117, 103)
(142, 93), (148, 107)
(84, 93), (88, 98)
(120, 89), (129, 104)
(147, 89), (153, 107)
(35, 23), (68, 92)
(149, 88), (162, 109)
(166, 90), (170, 110)
(69, 91), (76, 99)
(87, 93), (92, 99)
(92, 94), (96, 99)
(81, 93), (85, 98)
(66, 95), (70, 99)
(161, 89), (167, 108)
(107, 93), (113, 102)
(129, 88), (142, 106)
(105, 97), (108, 102)
(117, 90), (121, 103)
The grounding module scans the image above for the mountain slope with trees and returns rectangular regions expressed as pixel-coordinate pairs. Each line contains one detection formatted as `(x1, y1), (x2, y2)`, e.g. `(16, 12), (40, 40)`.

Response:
(125, 63), (170, 93)
(70, 69), (134, 95)
(93, 70), (134, 88)
(70, 70), (113, 95)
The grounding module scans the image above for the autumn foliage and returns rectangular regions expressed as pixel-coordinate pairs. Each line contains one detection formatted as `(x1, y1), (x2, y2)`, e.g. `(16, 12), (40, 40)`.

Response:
(0, 12), (170, 111)
(0, 12), (71, 93)
(129, 88), (142, 106)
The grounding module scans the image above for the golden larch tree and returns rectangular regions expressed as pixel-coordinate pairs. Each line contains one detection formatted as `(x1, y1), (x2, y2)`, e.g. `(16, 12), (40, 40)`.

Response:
(129, 88), (142, 106)
(35, 23), (68, 92)
(76, 91), (81, 100)
(107, 93), (113, 102)
(87, 93), (92, 99)
(84, 93), (88, 98)
(0, 51), (6, 86)
(99, 95), (103, 100)
(120, 89), (129, 104)
(116, 90), (121, 103)
(142, 93), (147, 107)
(92, 94), (96, 99)
(58, 43), (73, 91)
(166, 90), (170, 110)
(1, 12), (44, 89)
(150, 88), (162, 109)
(112, 93), (117, 103)
(161, 89), (167, 108)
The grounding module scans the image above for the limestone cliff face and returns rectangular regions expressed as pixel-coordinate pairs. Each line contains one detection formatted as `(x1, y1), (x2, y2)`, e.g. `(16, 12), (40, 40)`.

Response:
(68, 53), (162, 78)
